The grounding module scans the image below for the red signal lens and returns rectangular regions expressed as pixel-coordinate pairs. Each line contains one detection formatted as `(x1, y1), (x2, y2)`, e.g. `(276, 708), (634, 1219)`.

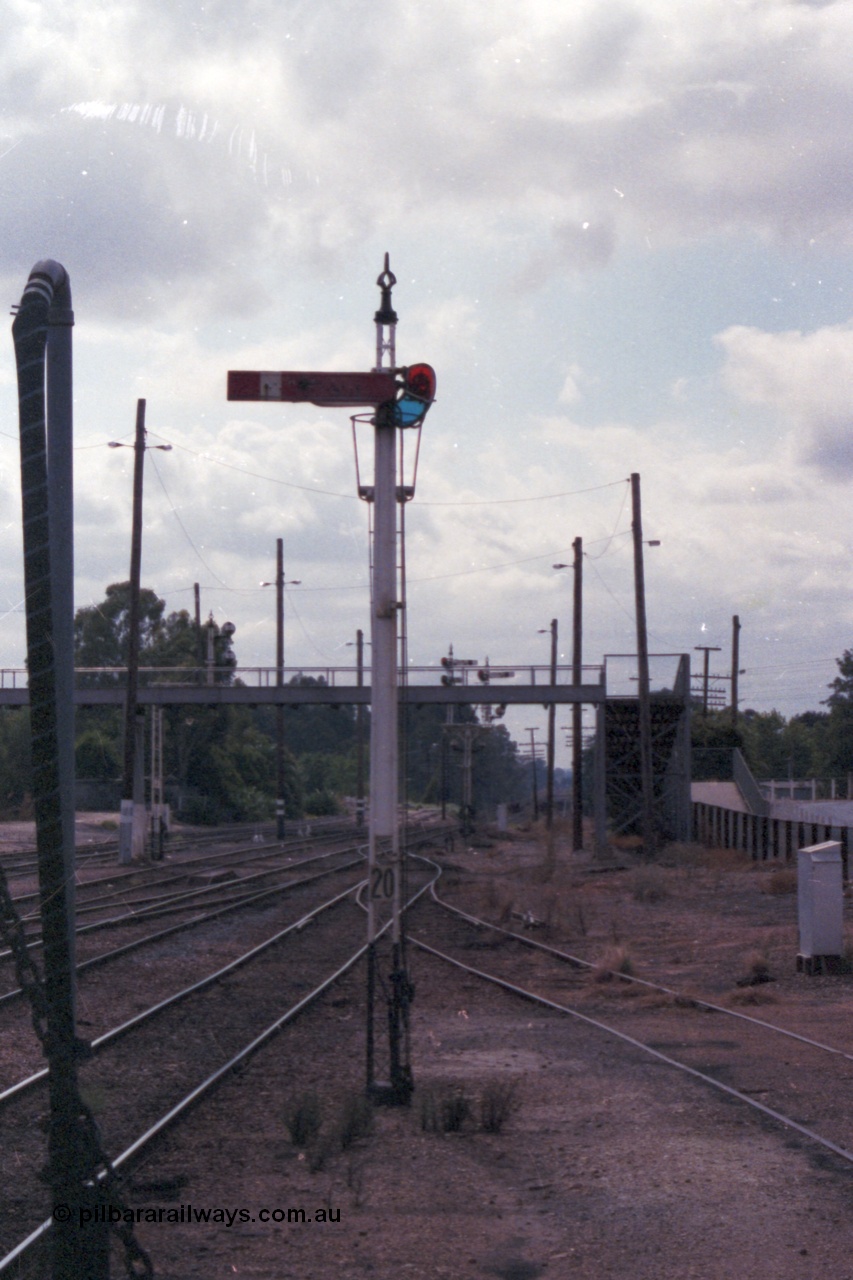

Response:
(405, 363), (436, 403)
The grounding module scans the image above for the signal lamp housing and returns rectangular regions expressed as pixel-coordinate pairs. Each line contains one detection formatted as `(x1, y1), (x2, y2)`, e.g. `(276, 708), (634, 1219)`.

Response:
(392, 362), (436, 428)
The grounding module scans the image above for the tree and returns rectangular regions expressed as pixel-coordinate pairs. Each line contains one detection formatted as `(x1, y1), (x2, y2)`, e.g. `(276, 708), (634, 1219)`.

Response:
(74, 729), (121, 781)
(72, 584), (272, 821)
(824, 649), (853, 777)
(739, 709), (789, 779)
(0, 709), (32, 815)
(784, 711), (830, 780)
(74, 582), (167, 682)
(401, 703), (528, 815)
(691, 709), (743, 780)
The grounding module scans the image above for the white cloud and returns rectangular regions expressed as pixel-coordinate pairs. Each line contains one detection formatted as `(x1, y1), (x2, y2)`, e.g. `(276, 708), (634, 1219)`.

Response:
(557, 364), (587, 405)
(717, 321), (853, 476)
(3, 0), (853, 726)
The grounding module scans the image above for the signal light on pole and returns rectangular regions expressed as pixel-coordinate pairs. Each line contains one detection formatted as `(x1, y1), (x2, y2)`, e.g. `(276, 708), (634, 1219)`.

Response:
(392, 362), (436, 428)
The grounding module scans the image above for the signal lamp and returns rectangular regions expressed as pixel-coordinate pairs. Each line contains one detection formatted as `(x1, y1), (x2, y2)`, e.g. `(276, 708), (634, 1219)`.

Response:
(392, 362), (436, 428)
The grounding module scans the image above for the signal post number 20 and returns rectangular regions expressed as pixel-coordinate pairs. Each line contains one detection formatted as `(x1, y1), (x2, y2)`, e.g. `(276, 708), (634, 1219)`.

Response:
(370, 863), (397, 901)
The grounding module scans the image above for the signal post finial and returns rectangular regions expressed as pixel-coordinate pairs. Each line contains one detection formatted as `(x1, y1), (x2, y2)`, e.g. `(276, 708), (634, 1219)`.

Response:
(374, 252), (397, 371)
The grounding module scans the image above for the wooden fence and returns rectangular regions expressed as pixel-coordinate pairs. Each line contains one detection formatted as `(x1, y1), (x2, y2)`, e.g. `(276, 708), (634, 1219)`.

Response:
(692, 801), (851, 878)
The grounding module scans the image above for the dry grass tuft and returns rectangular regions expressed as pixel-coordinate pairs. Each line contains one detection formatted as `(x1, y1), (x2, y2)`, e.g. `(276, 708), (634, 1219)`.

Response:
(337, 1092), (374, 1151)
(634, 991), (681, 1010)
(658, 842), (704, 872)
(727, 986), (778, 1006)
(764, 867), (797, 895)
(479, 1080), (521, 1134)
(420, 1084), (472, 1134)
(700, 846), (748, 872)
(735, 949), (775, 988)
(630, 866), (669, 903)
(607, 829), (640, 849)
(592, 945), (635, 982)
(284, 1092), (322, 1148)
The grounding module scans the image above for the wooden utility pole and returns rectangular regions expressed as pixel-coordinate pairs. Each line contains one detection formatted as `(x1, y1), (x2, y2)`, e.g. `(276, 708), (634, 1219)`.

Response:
(545, 618), (557, 829)
(119, 398), (146, 865)
(572, 536), (583, 853)
(355, 628), (365, 827)
(194, 582), (203, 683)
(526, 726), (540, 821)
(694, 645), (721, 716)
(631, 473), (656, 856)
(275, 537), (286, 839)
(731, 615), (741, 728)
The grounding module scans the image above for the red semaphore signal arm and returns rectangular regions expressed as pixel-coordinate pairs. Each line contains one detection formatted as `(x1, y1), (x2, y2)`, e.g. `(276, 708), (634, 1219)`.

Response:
(227, 369), (397, 408)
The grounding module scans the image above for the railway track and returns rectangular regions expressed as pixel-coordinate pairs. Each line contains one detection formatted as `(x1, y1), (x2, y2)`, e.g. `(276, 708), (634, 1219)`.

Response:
(413, 870), (853, 1170)
(0, 850), (368, 1089)
(0, 843), (441, 1274)
(2, 823), (362, 919)
(4, 838), (853, 1276)
(0, 817), (355, 877)
(0, 823), (443, 990)
(0, 841), (373, 1003)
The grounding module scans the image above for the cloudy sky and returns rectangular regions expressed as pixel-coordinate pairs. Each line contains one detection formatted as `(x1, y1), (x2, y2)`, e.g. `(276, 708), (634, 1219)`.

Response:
(2, 0), (853, 762)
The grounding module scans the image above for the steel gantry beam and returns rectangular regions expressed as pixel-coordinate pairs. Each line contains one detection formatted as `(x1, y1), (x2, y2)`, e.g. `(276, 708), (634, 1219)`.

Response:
(0, 681), (607, 708)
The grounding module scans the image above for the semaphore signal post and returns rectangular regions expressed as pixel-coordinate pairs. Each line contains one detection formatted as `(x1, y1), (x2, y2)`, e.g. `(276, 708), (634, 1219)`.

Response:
(228, 256), (436, 1103)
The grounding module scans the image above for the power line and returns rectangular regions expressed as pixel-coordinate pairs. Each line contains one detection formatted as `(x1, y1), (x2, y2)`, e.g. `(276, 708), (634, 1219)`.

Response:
(148, 452), (233, 589)
(147, 430), (630, 511)
(417, 478), (630, 507)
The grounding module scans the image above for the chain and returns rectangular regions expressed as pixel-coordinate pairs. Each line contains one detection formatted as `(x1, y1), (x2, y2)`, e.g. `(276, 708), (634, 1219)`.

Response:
(0, 859), (153, 1277)
(77, 1099), (155, 1278)
(0, 860), (49, 1045)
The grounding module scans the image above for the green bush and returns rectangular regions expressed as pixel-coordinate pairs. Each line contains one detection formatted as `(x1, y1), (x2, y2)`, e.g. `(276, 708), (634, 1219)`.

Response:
(176, 795), (226, 826)
(304, 789), (339, 817)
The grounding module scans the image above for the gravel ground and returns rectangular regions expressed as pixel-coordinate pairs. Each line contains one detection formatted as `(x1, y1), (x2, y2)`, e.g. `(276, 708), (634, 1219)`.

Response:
(7, 828), (853, 1279)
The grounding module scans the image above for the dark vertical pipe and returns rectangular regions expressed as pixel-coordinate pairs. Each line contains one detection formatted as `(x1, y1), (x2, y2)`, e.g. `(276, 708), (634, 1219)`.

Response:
(46, 292), (76, 982)
(14, 261), (113, 1277)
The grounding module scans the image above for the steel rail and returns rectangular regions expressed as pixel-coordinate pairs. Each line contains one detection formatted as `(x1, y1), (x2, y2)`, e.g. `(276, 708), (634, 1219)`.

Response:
(0, 837), (441, 1098)
(0, 843), (370, 963)
(4, 826), (364, 912)
(45, 825), (436, 947)
(0, 854), (366, 1011)
(428, 884), (853, 1066)
(411, 934), (853, 1170)
(19, 853), (345, 923)
(0, 815), (357, 878)
(0, 873), (364, 1108)
(0, 856), (442, 1275)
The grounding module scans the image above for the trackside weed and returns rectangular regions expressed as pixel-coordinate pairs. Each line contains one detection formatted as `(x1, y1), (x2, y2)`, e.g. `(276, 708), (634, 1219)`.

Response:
(337, 1092), (374, 1150)
(284, 1092), (322, 1148)
(479, 1080), (520, 1134)
(420, 1084), (472, 1133)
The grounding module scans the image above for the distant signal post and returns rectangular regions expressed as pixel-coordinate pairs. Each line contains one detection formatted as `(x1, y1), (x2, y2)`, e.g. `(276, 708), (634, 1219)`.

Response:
(228, 257), (435, 1104)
